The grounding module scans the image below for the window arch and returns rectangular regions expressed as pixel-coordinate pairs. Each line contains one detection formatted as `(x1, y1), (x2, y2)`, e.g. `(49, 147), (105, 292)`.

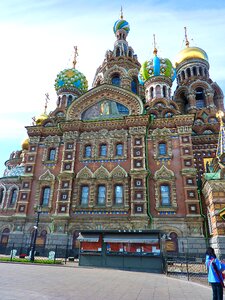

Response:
(160, 184), (171, 206)
(116, 47), (120, 57)
(114, 184), (124, 205)
(116, 143), (123, 156)
(97, 185), (106, 205)
(187, 68), (191, 77)
(162, 86), (167, 98)
(84, 145), (92, 158)
(195, 87), (206, 108)
(199, 67), (203, 76)
(158, 143), (167, 155)
(100, 144), (107, 157)
(67, 95), (73, 107)
(0, 228), (10, 246)
(80, 185), (89, 206)
(41, 186), (51, 206)
(193, 67), (197, 76)
(0, 188), (4, 204)
(181, 70), (185, 80)
(111, 74), (121, 86)
(150, 87), (154, 99)
(10, 188), (18, 206)
(48, 148), (56, 161)
(131, 78), (138, 94)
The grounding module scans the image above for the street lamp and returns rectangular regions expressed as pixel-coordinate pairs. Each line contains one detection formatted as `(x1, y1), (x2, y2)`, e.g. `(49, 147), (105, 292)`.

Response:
(30, 205), (42, 262)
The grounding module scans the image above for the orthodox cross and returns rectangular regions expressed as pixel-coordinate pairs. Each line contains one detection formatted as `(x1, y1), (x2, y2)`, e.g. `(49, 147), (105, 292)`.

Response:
(184, 26), (190, 47)
(44, 93), (50, 114)
(73, 46), (78, 68)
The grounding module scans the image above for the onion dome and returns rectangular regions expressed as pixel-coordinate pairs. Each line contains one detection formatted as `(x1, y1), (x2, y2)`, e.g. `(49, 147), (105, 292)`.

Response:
(113, 19), (130, 35)
(138, 48), (176, 85)
(21, 138), (29, 151)
(54, 68), (88, 94)
(175, 47), (208, 68)
(175, 27), (208, 68)
(35, 113), (48, 125)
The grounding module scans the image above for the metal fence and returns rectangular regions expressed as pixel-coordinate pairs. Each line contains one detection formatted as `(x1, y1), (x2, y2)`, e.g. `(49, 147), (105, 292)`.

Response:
(0, 242), (79, 264)
(164, 254), (208, 285)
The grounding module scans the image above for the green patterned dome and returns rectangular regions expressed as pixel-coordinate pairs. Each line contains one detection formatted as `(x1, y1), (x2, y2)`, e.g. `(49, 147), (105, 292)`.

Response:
(138, 55), (176, 85)
(54, 68), (88, 94)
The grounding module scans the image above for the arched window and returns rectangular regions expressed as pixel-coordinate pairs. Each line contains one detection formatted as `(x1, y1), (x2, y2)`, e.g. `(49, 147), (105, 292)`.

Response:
(10, 188), (17, 206)
(160, 184), (170, 206)
(181, 70), (185, 80)
(0, 188), (4, 204)
(114, 185), (123, 205)
(131, 78), (138, 94)
(128, 50), (132, 57)
(97, 185), (106, 205)
(187, 68), (191, 77)
(195, 87), (205, 108)
(111, 74), (121, 86)
(0, 228), (10, 246)
(199, 67), (203, 76)
(116, 144), (123, 156)
(67, 95), (73, 107)
(41, 187), (51, 206)
(150, 87), (154, 99)
(116, 47), (120, 57)
(100, 144), (107, 157)
(84, 145), (92, 158)
(193, 67), (197, 76)
(48, 148), (56, 161)
(158, 143), (167, 155)
(162, 86), (167, 98)
(80, 186), (89, 206)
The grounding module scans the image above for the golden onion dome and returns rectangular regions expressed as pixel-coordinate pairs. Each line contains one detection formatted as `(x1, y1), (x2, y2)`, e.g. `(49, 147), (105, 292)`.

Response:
(21, 138), (29, 150)
(35, 113), (48, 125)
(175, 46), (208, 67)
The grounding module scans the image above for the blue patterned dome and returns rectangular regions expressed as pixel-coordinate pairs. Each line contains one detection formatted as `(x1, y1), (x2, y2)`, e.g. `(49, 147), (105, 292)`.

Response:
(54, 68), (88, 94)
(139, 52), (176, 85)
(113, 19), (130, 35)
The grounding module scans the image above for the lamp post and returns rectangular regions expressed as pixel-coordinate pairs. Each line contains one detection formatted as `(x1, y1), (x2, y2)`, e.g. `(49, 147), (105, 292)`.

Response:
(30, 205), (42, 262)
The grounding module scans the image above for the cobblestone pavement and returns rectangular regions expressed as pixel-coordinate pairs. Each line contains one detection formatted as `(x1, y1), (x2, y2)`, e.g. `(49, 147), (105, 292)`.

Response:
(0, 262), (220, 299)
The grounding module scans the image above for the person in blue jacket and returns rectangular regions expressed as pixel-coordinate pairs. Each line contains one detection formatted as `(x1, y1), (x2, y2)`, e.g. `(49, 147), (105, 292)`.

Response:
(205, 247), (225, 300)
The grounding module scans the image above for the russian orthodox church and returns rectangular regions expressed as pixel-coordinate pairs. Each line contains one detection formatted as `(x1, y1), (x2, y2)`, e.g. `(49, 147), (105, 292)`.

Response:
(0, 12), (224, 256)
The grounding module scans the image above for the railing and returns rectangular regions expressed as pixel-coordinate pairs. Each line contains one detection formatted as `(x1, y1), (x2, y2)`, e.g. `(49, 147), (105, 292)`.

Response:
(164, 253), (208, 285)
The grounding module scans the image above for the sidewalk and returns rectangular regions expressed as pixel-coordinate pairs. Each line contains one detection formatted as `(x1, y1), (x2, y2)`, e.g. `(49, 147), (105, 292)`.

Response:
(0, 262), (218, 299)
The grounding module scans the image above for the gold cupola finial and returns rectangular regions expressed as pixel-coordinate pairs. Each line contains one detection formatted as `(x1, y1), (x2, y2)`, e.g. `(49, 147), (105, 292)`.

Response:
(184, 26), (190, 47)
(216, 110), (224, 126)
(73, 46), (78, 68)
(44, 93), (49, 114)
(120, 6), (123, 19)
(153, 34), (158, 56)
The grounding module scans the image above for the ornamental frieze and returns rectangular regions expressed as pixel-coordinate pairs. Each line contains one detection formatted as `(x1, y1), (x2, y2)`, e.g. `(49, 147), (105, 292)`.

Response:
(63, 131), (79, 141)
(29, 136), (40, 144)
(44, 135), (61, 146)
(129, 126), (146, 135)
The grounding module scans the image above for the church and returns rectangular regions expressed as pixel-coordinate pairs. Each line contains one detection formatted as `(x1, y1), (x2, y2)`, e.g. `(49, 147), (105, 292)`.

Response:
(0, 11), (224, 258)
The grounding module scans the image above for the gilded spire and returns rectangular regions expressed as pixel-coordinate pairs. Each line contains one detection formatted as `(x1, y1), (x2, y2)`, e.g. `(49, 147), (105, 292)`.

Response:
(120, 6), (123, 19)
(73, 46), (78, 68)
(216, 110), (225, 158)
(184, 26), (190, 47)
(153, 34), (158, 56)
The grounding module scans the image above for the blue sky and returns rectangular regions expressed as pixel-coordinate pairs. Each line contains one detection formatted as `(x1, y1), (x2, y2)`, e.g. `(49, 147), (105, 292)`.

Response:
(0, 0), (225, 175)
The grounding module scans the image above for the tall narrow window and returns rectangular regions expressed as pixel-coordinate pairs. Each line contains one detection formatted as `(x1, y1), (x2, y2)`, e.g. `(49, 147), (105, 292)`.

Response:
(131, 78), (138, 94)
(0, 228), (10, 246)
(48, 148), (56, 161)
(67, 95), (73, 107)
(195, 88), (205, 108)
(0, 188), (4, 204)
(156, 85), (161, 97)
(111, 74), (121, 86)
(97, 185), (106, 205)
(84, 145), (92, 158)
(150, 87), (154, 99)
(114, 185), (123, 205)
(100, 144), (107, 157)
(41, 187), (51, 206)
(158, 143), (167, 155)
(10, 188), (17, 206)
(163, 86), (167, 98)
(116, 144), (123, 156)
(160, 185), (170, 206)
(81, 186), (89, 206)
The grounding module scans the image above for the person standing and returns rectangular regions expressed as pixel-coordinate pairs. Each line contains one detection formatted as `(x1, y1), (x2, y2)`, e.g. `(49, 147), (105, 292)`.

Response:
(205, 247), (225, 300)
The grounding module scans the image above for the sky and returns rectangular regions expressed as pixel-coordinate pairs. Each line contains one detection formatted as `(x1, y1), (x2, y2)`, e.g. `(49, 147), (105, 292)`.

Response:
(0, 0), (225, 175)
